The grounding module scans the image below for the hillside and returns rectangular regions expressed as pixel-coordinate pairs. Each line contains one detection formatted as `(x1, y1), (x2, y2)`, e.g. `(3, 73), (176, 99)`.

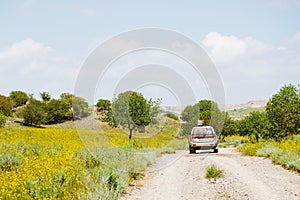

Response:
(225, 100), (268, 120)
(225, 100), (268, 111)
(160, 100), (268, 120)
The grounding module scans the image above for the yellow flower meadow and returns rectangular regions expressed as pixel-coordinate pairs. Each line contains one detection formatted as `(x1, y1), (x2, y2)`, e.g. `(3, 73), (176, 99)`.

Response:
(0, 120), (185, 199)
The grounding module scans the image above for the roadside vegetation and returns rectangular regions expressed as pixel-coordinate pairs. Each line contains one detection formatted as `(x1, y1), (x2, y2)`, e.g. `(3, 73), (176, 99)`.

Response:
(0, 90), (186, 199)
(180, 84), (300, 173)
(0, 119), (185, 199)
(235, 84), (300, 173)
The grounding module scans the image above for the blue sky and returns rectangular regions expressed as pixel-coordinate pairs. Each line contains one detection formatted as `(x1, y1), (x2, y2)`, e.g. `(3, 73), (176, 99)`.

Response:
(0, 0), (300, 105)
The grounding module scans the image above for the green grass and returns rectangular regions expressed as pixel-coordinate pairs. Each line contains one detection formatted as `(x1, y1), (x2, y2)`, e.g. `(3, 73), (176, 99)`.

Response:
(205, 164), (224, 180)
(219, 135), (249, 148)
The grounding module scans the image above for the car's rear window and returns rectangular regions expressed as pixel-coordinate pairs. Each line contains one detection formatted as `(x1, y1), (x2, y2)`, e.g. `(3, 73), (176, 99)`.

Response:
(192, 127), (214, 135)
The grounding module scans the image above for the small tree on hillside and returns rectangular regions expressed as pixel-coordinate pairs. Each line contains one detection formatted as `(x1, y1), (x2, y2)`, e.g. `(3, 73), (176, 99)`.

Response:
(72, 96), (89, 119)
(0, 95), (13, 117)
(181, 105), (198, 122)
(60, 93), (89, 120)
(40, 92), (51, 102)
(0, 113), (6, 127)
(148, 98), (161, 125)
(9, 91), (29, 107)
(20, 100), (44, 126)
(266, 84), (300, 140)
(43, 99), (69, 124)
(112, 91), (151, 140)
(96, 99), (115, 127)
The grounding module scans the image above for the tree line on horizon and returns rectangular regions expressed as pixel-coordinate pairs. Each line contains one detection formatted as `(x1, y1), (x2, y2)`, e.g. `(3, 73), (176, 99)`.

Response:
(1, 84), (299, 142)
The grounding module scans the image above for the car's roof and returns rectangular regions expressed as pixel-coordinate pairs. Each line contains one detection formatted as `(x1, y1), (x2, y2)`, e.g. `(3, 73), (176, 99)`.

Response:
(193, 126), (213, 129)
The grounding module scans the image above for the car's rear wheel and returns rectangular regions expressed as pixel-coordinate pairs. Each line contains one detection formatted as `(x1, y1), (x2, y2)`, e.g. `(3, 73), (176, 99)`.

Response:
(189, 147), (195, 154)
(213, 148), (218, 153)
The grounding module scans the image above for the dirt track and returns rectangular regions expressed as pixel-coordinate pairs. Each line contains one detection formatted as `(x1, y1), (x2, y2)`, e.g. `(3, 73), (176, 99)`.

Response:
(121, 148), (300, 200)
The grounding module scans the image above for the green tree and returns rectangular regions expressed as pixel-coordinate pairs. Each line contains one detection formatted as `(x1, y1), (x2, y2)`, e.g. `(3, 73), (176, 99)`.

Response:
(60, 93), (74, 108)
(60, 93), (89, 120)
(72, 96), (89, 119)
(181, 105), (198, 122)
(60, 93), (74, 100)
(238, 111), (269, 142)
(43, 99), (69, 124)
(180, 100), (224, 135)
(20, 100), (44, 126)
(148, 98), (161, 125)
(96, 99), (115, 126)
(220, 113), (238, 139)
(0, 113), (6, 127)
(112, 91), (151, 140)
(9, 91), (29, 107)
(96, 99), (111, 111)
(266, 84), (300, 140)
(40, 92), (51, 102)
(0, 95), (13, 116)
(198, 100), (224, 133)
(180, 116), (199, 135)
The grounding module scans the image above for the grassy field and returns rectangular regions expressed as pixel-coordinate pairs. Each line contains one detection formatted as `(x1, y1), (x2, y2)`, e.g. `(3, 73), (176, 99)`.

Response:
(0, 119), (186, 199)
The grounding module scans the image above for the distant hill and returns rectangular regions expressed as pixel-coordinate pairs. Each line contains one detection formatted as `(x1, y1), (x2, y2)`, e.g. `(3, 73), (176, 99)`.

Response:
(225, 100), (268, 111)
(160, 100), (268, 120)
(225, 100), (268, 120)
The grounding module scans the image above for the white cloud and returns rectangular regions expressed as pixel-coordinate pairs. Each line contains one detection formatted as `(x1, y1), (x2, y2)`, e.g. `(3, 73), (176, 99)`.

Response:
(0, 38), (79, 98)
(201, 32), (269, 65)
(0, 38), (52, 62)
(201, 32), (300, 103)
(202, 32), (247, 64)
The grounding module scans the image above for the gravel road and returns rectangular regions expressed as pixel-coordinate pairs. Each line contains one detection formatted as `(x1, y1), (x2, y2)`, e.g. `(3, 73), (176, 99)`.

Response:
(121, 148), (300, 200)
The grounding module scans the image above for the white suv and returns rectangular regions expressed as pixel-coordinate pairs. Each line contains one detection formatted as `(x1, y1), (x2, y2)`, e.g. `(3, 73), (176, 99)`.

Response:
(189, 124), (218, 154)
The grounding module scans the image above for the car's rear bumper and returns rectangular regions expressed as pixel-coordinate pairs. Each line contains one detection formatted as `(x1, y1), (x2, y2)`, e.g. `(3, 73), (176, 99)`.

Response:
(189, 142), (218, 149)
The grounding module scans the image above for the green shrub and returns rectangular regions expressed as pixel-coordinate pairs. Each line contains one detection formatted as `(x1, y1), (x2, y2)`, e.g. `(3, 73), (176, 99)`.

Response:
(205, 164), (224, 180)
(256, 144), (279, 157)
(19, 100), (45, 126)
(0, 95), (12, 116)
(240, 136), (300, 173)
(238, 142), (266, 156)
(0, 153), (21, 171)
(74, 149), (102, 169)
(164, 113), (179, 121)
(9, 90), (29, 107)
(0, 113), (6, 127)
(219, 135), (249, 148)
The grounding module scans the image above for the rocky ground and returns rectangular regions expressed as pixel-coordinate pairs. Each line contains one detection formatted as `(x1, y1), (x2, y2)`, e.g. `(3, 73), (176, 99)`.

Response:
(121, 148), (300, 200)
